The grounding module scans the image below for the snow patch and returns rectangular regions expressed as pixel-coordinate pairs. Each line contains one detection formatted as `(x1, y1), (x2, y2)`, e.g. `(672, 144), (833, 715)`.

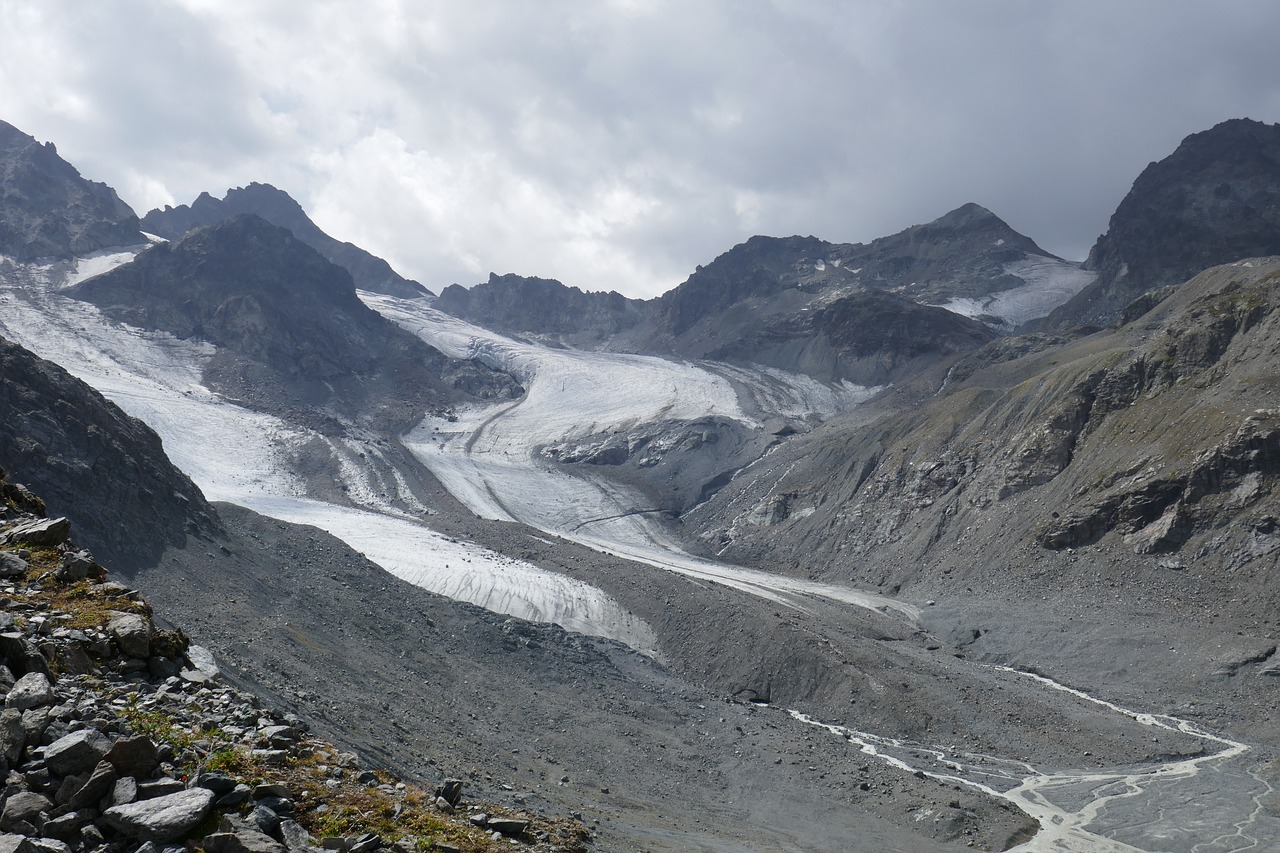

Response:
(940, 253), (1096, 327)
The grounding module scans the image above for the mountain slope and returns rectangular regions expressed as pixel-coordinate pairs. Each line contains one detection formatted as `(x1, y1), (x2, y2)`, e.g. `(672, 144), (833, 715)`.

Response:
(434, 205), (1076, 386)
(141, 182), (429, 298)
(67, 214), (519, 431)
(434, 273), (646, 345)
(0, 333), (216, 571)
(0, 119), (143, 260)
(682, 257), (1280, 735)
(1044, 118), (1280, 330)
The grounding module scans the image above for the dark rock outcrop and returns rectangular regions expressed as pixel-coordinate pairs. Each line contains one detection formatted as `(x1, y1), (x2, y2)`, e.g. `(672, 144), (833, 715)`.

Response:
(1045, 118), (1280, 330)
(435, 273), (646, 344)
(0, 335), (216, 572)
(68, 214), (518, 429)
(0, 120), (142, 260)
(141, 183), (429, 298)
(707, 288), (996, 385)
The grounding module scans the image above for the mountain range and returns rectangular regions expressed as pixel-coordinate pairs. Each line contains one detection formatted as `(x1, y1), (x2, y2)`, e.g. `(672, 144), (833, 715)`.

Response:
(2, 115), (1280, 852)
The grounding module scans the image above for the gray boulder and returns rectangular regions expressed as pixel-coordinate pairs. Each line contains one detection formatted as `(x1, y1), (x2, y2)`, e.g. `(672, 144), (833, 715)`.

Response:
(56, 551), (95, 582)
(487, 817), (529, 837)
(105, 735), (159, 779)
(0, 834), (37, 853)
(106, 611), (152, 659)
(102, 786), (215, 843)
(279, 819), (315, 852)
(66, 760), (118, 809)
(0, 709), (25, 766)
(0, 553), (26, 579)
(0, 517), (70, 548)
(4, 672), (54, 711)
(0, 791), (52, 830)
(44, 728), (112, 777)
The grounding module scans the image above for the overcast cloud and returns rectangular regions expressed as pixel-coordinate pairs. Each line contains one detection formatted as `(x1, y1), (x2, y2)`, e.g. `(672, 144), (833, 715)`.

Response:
(3, 0), (1280, 298)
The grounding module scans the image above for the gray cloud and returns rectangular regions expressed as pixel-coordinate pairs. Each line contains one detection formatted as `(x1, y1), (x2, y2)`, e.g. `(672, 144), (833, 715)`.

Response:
(3, 0), (1280, 297)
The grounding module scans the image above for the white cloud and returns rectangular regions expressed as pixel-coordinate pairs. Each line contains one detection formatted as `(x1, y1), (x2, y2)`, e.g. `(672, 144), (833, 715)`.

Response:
(2, 0), (1280, 296)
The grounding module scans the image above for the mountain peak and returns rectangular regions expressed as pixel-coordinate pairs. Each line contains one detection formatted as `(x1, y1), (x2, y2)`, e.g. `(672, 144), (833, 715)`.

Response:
(141, 184), (429, 298)
(934, 201), (1002, 227)
(1044, 117), (1280, 329)
(0, 119), (142, 260)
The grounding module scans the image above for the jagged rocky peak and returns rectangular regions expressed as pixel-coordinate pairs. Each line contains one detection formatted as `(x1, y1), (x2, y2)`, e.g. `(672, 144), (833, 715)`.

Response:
(655, 234), (834, 336)
(68, 214), (520, 428)
(0, 119), (143, 260)
(142, 181), (430, 299)
(1046, 117), (1280, 330)
(434, 272), (646, 341)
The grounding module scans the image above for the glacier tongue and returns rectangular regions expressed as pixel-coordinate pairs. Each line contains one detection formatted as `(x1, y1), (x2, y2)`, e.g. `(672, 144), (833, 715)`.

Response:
(0, 254), (656, 652)
(367, 293), (914, 620)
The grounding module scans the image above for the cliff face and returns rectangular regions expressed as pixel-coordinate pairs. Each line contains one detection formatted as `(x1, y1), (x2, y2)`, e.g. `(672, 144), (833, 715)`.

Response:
(1046, 118), (1280, 330)
(0, 334), (216, 572)
(0, 120), (142, 260)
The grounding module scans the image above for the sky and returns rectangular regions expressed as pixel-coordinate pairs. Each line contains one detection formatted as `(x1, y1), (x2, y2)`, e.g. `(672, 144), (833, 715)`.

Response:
(3, 1), (1280, 299)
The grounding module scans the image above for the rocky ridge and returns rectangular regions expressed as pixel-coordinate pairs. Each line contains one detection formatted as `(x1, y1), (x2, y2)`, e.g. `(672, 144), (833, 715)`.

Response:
(140, 184), (429, 300)
(1044, 117), (1280, 331)
(435, 205), (1077, 385)
(0, 468), (588, 853)
(0, 122), (143, 262)
(67, 215), (521, 432)
(0, 334), (216, 574)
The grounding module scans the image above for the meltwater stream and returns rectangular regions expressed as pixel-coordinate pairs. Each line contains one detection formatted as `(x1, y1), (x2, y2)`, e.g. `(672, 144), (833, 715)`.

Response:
(789, 665), (1275, 852)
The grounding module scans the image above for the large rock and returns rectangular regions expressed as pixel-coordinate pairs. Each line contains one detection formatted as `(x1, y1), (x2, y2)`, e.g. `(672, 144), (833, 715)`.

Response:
(102, 786), (215, 843)
(0, 834), (37, 853)
(44, 728), (112, 777)
(66, 760), (118, 809)
(0, 791), (52, 831)
(106, 611), (152, 659)
(0, 517), (69, 548)
(0, 553), (26, 578)
(0, 709), (25, 766)
(104, 735), (160, 779)
(4, 672), (54, 711)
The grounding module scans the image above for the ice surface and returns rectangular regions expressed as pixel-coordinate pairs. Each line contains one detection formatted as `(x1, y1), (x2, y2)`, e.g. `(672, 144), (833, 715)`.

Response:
(941, 253), (1097, 326)
(367, 293), (914, 620)
(0, 257), (653, 650)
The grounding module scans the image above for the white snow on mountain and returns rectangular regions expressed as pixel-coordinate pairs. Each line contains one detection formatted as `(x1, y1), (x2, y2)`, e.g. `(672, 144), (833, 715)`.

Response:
(365, 293), (915, 619)
(940, 254), (1096, 327)
(0, 256), (656, 650)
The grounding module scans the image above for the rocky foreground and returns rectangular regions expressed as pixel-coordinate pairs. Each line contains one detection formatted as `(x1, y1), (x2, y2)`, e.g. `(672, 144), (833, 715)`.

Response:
(0, 468), (589, 853)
